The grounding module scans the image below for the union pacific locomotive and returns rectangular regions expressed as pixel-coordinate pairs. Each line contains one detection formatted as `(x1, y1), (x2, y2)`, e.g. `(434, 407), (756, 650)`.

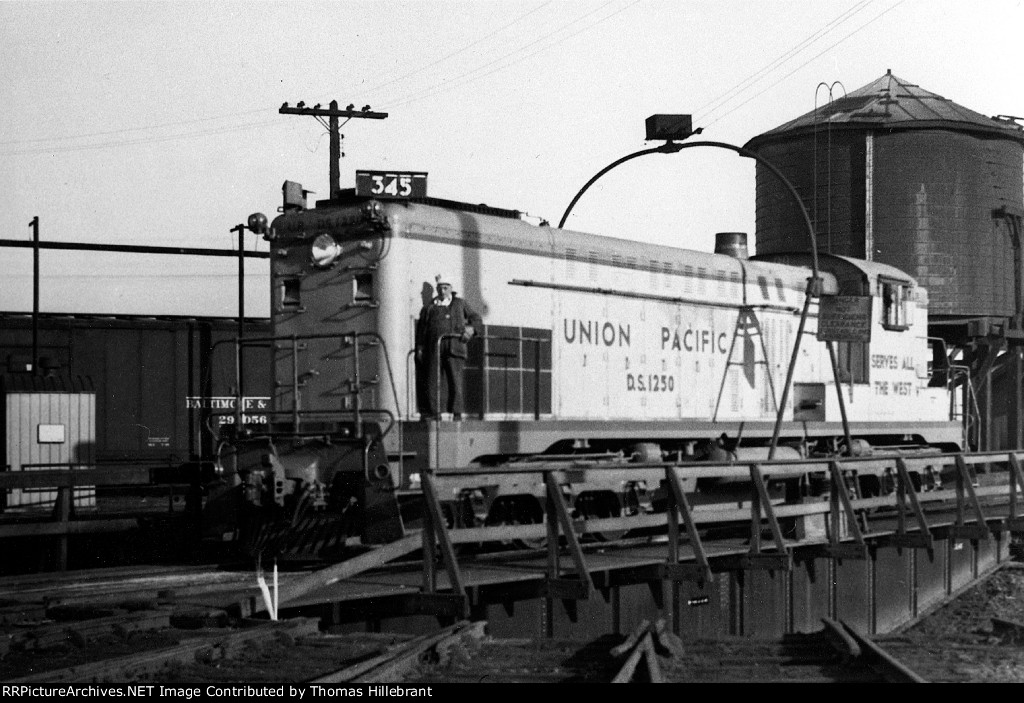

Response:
(207, 175), (963, 558)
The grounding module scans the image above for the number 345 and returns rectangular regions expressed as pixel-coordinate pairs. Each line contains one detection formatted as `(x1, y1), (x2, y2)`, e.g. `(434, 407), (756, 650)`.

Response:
(370, 175), (412, 196)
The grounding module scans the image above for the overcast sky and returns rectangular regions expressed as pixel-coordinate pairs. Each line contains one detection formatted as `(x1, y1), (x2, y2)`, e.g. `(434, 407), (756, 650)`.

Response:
(2, 0), (1022, 317)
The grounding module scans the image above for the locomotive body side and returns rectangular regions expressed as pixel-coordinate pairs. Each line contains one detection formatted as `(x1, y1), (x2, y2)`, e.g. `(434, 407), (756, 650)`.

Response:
(265, 195), (960, 440)
(218, 191), (961, 553)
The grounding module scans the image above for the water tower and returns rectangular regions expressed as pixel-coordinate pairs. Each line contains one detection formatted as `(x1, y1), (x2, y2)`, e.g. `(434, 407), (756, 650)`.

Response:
(745, 71), (1024, 450)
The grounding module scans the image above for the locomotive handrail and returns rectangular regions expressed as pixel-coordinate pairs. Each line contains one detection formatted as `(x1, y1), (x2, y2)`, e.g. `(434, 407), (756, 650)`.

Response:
(209, 330), (404, 439)
(947, 363), (981, 450)
(426, 332), (550, 421)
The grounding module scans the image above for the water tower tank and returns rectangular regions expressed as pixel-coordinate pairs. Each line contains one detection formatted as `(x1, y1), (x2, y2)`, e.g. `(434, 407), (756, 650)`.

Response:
(744, 71), (1024, 321)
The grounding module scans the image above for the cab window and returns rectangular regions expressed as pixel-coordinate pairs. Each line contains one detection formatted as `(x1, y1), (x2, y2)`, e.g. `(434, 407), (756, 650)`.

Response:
(880, 278), (910, 331)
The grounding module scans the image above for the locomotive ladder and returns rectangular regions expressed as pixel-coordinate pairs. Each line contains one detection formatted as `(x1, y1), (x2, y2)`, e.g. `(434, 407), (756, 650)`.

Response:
(713, 306), (778, 421)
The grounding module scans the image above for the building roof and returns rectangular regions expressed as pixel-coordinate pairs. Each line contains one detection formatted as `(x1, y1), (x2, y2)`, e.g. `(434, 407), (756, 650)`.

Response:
(1, 373), (94, 393)
(745, 70), (1024, 149)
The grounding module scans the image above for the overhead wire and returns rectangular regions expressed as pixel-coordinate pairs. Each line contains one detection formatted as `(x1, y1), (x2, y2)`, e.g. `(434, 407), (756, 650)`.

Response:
(351, 1), (553, 104)
(0, 2), (554, 152)
(1, 0), (906, 161)
(693, 0), (874, 126)
(383, 1), (639, 110)
(1, 117), (285, 156)
(700, 0), (908, 129)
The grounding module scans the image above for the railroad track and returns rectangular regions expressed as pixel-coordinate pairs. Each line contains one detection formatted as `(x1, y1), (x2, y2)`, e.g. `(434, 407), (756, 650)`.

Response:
(1, 555), (1021, 682)
(551, 618), (919, 683)
(0, 608), (1008, 683)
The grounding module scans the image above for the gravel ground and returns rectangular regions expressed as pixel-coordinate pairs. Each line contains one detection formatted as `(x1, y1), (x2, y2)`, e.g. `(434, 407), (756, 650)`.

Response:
(877, 562), (1024, 682)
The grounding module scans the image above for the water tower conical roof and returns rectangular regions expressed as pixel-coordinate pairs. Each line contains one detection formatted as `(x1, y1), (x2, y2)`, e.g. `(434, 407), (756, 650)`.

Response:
(745, 70), (1024, 149)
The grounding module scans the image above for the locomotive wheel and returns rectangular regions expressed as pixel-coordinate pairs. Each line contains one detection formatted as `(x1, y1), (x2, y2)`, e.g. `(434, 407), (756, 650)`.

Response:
(485, 496), (547, 551)
(575, 489), (639, 543)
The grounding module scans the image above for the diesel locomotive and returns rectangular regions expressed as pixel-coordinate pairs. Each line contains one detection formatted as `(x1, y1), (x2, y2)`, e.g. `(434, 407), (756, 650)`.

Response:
(206, 175), (963, 558)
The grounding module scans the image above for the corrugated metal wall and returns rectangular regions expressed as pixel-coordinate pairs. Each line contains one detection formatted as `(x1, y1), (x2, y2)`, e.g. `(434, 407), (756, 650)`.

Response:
(3, 391), (95, 508)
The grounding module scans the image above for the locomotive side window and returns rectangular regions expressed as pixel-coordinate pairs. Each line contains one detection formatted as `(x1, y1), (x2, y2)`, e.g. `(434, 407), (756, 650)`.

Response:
(353, 273), (373, 302)
(463, 325), (552, 416)
(881, 278), (910, 331)
(280, 278), (301, 308)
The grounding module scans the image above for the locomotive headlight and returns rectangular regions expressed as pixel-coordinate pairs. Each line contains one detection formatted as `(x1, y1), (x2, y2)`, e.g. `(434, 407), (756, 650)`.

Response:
(362, 200), (385, 223)
(310, 233), (343, 268)
(247, 212), (269, 235)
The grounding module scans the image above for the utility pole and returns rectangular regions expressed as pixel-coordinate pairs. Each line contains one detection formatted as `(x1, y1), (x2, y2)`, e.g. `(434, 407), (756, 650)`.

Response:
(279, 100), (388, 200)
(29, 216), (39, 375)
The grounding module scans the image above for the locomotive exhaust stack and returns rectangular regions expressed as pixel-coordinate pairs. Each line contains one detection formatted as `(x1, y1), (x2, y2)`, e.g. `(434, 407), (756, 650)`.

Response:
(714, 232), (749, 259)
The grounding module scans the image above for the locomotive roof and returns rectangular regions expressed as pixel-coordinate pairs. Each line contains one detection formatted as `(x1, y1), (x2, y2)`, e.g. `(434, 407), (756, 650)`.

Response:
(314, 189), (524, 220)
(282, 192), (744, 267)
(752, 252), (917, 295)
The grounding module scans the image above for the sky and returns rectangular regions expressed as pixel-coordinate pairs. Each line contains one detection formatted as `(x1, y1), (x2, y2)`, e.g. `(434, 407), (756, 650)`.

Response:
(2, 0), (1022, 318)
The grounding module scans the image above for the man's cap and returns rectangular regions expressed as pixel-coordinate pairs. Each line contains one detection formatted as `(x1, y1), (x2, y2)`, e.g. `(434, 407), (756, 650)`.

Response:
(435, 273), (452, 286)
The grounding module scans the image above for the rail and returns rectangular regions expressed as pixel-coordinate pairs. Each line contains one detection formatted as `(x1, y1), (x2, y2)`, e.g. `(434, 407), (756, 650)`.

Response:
(416, 449), (1024, 620)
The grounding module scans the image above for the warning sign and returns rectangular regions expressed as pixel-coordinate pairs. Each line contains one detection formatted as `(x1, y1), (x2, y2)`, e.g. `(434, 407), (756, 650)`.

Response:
(817, 295), (872, 343)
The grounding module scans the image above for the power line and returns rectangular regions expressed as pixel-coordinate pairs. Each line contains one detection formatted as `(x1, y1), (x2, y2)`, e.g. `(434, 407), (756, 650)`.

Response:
(701, 0), (908, 129)
(350, 2), (553, 104)
(1, 117), (285, 156)
(385, 1), (639, 110)
(0, 3), (556, 154)
(0, 107), (277, 148)
(693, 0), (874, 125)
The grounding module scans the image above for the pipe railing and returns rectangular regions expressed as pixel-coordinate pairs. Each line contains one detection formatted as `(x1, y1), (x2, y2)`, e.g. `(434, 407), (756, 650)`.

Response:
(209, 330), (403, 438)
(0, 461), (197, 571)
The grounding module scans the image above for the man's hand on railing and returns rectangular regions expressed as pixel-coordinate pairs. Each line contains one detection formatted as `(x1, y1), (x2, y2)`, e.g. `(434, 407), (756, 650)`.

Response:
(460, 326), (474, 343)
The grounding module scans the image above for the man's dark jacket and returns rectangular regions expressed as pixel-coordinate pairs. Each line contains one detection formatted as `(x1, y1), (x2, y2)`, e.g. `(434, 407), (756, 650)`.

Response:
(416, 295), (483, 358)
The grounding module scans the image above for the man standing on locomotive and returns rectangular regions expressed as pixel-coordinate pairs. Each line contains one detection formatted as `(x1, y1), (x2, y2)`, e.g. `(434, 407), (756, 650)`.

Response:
(415, 273), (482, 421)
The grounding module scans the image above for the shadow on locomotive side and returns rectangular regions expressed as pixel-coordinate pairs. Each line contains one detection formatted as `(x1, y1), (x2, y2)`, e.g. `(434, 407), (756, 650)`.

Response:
(200, 180), (966, 563)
